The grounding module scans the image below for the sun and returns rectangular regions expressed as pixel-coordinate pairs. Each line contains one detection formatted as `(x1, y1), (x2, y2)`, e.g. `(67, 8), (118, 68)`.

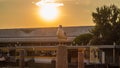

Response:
(39, 6), (59, 21)
(35, 0), (64, 22)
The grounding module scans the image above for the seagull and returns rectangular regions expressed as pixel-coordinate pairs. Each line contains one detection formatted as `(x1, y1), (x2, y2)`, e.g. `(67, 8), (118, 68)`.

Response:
(56, 25), (67, 45)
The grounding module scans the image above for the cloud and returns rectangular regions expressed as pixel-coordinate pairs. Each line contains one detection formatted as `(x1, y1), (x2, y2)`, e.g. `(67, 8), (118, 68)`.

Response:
(36, 0), (64, 7)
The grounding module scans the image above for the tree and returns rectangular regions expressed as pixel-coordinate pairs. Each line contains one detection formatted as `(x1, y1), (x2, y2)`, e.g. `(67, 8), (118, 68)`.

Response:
(73, 33), (93, 45)
(91, 5), (120, 45)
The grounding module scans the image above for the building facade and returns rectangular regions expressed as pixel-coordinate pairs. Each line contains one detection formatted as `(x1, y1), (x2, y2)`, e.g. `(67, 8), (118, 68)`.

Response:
(0, 26), (93, 46)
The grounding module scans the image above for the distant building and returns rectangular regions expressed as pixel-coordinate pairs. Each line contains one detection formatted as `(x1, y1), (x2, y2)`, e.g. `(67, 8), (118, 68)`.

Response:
(0, 26), (93, 46)
(0, 26), (120, 65)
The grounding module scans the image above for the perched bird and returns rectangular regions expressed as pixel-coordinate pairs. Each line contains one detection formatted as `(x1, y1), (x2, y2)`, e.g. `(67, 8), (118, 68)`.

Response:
(56, 25), (67, 44)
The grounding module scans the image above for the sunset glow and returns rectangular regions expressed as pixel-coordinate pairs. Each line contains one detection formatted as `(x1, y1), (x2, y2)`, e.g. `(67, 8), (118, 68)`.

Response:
(39, 6), (59, 21)
(1, 0), (120, 28)
(36, 0), (63, 21)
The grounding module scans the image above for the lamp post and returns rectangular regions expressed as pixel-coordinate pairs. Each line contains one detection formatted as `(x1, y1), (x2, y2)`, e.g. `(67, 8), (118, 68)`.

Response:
(99, 33), (102, 39)
(113, 42), (116, 64)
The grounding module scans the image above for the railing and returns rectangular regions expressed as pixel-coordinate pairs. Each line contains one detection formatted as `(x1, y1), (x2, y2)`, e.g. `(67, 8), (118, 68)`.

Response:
(0, 45), (119, 68)
(0, 45), (86, 68)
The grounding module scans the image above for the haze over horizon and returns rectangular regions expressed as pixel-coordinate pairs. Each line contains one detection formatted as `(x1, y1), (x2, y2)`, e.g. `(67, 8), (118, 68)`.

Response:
(0, 0), (120, 29)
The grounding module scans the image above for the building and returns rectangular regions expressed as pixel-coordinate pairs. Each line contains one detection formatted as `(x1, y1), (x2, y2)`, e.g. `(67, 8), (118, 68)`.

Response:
(0, 26), (93, 64)
(0, 26), (119, 66)
(0, 26), (93, 46)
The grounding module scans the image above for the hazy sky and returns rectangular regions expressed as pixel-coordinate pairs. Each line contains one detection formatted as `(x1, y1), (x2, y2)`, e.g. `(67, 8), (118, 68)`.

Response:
(0, 0), (120, 29)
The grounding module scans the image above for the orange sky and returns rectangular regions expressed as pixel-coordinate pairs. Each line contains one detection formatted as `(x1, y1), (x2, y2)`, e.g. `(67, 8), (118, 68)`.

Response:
(0, 0), (120, 29)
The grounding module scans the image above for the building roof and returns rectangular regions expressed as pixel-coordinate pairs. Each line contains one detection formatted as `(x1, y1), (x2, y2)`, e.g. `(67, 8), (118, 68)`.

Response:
(0, 26), (93, 42)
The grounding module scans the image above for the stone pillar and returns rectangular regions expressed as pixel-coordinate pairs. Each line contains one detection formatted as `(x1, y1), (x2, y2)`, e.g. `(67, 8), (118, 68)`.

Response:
(78, 52), (84, 68)
(113, 47), (115, 64)
(119, 56), (120, 68)
(51, 59), (56, 68)
(102, 52), (105, 64)
(56, 45), (68, 68)
(19, 49), (25, 68)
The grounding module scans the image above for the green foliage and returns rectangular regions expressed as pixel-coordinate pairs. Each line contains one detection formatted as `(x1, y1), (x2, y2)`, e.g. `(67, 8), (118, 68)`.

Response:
(73, 5), (120, 45)
(73, 33), (93, 45)
(91, 5), (120, 45)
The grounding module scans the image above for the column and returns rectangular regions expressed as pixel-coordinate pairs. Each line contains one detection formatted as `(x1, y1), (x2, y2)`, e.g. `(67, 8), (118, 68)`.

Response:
(19, 49), (25, 68)
(56, 45), (68, 68)
(78, 52), (84, 68)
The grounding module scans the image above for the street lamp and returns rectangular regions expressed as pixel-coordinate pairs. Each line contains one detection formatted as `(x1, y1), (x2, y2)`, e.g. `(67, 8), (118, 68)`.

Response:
(99, 33), (102, 38)
(113, 42), (116, 64)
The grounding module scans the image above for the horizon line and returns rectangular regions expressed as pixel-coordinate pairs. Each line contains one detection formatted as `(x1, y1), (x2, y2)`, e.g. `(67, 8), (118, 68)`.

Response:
(0, 25), (94, 30)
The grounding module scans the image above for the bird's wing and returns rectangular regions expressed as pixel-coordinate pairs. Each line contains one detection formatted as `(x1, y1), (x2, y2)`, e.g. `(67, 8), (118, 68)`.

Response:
(56, 28), (67, 40)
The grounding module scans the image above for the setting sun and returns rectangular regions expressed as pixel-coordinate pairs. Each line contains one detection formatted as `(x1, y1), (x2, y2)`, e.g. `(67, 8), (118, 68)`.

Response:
(36, 0), (63, 22)
(39, 6), (59, 21)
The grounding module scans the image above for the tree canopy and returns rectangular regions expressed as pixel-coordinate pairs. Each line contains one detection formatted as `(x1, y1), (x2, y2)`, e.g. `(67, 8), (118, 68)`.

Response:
(91, 5), (120, 45)
(73, 5), (120, 45)
(73, 33), (93, 45)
